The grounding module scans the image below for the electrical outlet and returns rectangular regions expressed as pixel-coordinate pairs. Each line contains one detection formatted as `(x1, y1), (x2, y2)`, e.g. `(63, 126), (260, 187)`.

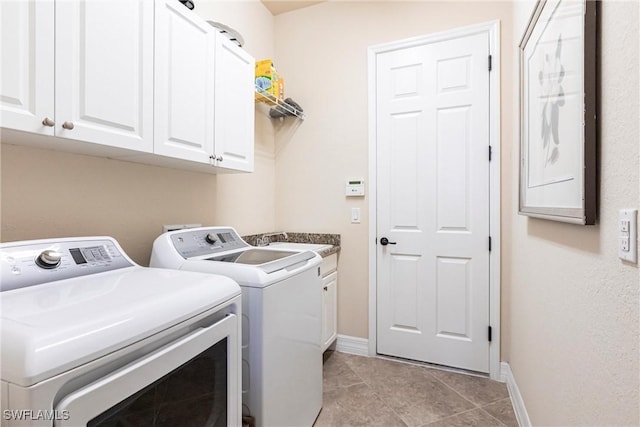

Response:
(621, 220), (630, 233)
(618, 209), (637, 263)
(620, 237), (630, 252)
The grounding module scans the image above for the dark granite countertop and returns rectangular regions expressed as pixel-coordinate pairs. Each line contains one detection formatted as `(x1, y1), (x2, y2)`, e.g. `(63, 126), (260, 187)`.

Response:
(242, 232), (340, 258)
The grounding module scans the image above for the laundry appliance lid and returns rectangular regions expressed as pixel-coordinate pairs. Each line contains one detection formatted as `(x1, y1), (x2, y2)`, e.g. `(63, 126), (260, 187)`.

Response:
(208, 248), (302, 265)
(0, 267), (240, 387)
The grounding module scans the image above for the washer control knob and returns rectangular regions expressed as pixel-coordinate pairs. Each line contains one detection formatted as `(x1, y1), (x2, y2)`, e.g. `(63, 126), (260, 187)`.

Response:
(205, 233), (217, 245)
(36, 250), (62, 269)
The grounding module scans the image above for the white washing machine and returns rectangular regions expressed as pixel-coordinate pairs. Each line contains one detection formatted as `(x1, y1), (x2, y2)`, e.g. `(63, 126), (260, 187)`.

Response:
(1, 236), (242, 427)
(150, 226), (323, 427)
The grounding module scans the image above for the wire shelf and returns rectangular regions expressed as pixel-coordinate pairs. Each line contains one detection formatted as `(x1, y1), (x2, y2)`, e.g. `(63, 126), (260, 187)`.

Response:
(254, 87), (305, 120)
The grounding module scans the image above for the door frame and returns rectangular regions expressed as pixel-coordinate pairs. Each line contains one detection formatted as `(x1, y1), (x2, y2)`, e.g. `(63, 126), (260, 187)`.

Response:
(367, 20), (502, 380)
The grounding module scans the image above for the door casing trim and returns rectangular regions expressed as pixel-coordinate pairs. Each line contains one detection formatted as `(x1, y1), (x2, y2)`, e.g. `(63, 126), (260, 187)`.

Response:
(367, 20), (502, 380)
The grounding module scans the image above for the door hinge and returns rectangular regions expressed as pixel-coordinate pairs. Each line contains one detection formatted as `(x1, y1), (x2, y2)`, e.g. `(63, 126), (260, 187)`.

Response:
(489, 145), (492, 161)
(488, 55), (492, 72)
(488, 236), (492, 252)
(488, 326), (492, 342)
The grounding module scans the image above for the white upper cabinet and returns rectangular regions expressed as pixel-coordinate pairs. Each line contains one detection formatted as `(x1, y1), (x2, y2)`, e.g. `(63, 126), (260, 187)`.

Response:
(1, 0), (254, 173)
(214, 34), (255, 172)
(55, 0), (154, 152)
(154, 0), (215, 164)
(155, 0), (255, 171)
(1, 0), (153, 153)
(1, 0), (55, 134)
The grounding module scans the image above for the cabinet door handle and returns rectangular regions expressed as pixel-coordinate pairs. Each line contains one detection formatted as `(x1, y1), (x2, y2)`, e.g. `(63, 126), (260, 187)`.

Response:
(42, 117), (55, 127)
(62, 121), (75, 130)
(323, 286), (328, 291)
(217, 155), (224, 162)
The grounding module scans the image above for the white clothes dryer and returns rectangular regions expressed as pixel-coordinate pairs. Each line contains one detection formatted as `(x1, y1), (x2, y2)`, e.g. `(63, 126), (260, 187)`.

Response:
(150, 227), (323, 427)
(1, 236), (242, 427)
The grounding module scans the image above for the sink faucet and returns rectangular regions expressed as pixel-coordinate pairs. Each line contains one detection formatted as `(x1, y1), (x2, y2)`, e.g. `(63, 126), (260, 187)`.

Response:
(256, 231), (288, 247)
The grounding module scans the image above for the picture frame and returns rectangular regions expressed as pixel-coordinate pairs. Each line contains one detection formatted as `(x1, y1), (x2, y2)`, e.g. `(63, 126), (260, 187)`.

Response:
(519, 0), (597, 225)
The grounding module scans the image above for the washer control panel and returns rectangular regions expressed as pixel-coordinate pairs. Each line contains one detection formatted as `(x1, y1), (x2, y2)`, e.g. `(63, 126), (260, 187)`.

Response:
(1, 238), (133, 292)
(169, 227), (248, 259)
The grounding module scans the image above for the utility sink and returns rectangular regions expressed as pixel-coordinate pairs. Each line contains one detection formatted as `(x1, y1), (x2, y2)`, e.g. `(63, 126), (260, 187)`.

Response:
(267, 242), (333, 252)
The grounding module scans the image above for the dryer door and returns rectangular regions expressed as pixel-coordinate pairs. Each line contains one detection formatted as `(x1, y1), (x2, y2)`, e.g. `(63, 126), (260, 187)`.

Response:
(54, 313), (239, 427)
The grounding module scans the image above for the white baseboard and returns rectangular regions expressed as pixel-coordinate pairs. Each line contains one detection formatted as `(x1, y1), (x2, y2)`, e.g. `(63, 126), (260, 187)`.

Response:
(335, 334), (369, 356)
(500, 362), (531, 427)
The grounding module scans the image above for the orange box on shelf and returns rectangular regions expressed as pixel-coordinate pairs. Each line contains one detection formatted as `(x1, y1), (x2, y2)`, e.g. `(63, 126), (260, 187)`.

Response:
(255, 59), (283, 105)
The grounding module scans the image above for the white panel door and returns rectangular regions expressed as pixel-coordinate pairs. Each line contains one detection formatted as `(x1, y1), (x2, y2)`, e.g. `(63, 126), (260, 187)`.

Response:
(214, 34), (255, 172)
(376, 31), (490, 372)
(154, 0), (215, 164)
(0, 0), (54, 134)
(55, 0), (153, 152)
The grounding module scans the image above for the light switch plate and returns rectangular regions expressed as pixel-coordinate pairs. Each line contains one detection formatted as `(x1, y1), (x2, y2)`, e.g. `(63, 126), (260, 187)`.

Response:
(351, 207), (361, 224)
(618, 209), (637, 263)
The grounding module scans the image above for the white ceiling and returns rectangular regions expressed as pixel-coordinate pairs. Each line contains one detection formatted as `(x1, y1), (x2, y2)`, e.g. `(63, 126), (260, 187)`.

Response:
(260, 0), (326, 15)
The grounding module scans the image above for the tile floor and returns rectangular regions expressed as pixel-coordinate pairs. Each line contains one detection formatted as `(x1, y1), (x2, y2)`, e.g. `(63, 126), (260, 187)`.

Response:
(315, 351), (518, 427)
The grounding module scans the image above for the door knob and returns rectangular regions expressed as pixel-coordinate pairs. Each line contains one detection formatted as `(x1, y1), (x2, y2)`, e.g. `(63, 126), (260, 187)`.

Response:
(62, 121), (74, 130)
(42, 117), (55, 127)
(380, 237), (396, 246)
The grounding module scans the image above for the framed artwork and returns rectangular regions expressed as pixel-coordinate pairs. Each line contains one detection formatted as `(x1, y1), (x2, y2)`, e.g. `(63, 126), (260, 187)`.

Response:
(519, 0), (597, 225)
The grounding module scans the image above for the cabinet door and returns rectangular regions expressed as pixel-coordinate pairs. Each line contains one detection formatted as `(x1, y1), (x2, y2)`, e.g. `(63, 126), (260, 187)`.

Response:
(213, 34), (254, 172)
(0, 0), (54, 134)
(322, 271), (338, 351)
(154, 0), (215, 164)
(55, 0), (153, 152)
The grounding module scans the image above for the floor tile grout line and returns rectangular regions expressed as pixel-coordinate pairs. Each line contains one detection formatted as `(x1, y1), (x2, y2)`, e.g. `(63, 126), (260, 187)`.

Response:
(366, 387), (410, 426)
(323, 380), (365, 394)
(417, 405), (494, 427)
(344, 354), (472, 423)
(483, 411), (511, 427)
(323, 355), (366, 392)
(340, 357), (411, 426)
(418, 405), (511, 427)
(479, 398), (516, 427)
(422, 366), (509, 410)
(423, 368), (483, 409)
(330, 353), (514, 427)
(339, 379), (410, 426)
(342, 355), (479, 427)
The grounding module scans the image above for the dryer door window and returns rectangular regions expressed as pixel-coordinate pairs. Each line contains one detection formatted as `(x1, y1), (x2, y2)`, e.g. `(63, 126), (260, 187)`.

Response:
(54, 313), (240, 426)
(88, 339), (227, 427)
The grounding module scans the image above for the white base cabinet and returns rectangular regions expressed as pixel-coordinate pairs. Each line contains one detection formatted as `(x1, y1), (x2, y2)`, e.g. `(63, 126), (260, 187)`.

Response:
(320, 253), (338, 352)
(322, 271), (338, 351)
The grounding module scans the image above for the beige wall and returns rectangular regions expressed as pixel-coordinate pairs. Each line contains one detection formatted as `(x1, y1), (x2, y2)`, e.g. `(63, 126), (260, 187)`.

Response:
(0, 1), (275, 265)
(194, 1), (278, 236)
(505, 0), (639, 424)
(273, 1), (514, 339)
(1, 145), (218, 265)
